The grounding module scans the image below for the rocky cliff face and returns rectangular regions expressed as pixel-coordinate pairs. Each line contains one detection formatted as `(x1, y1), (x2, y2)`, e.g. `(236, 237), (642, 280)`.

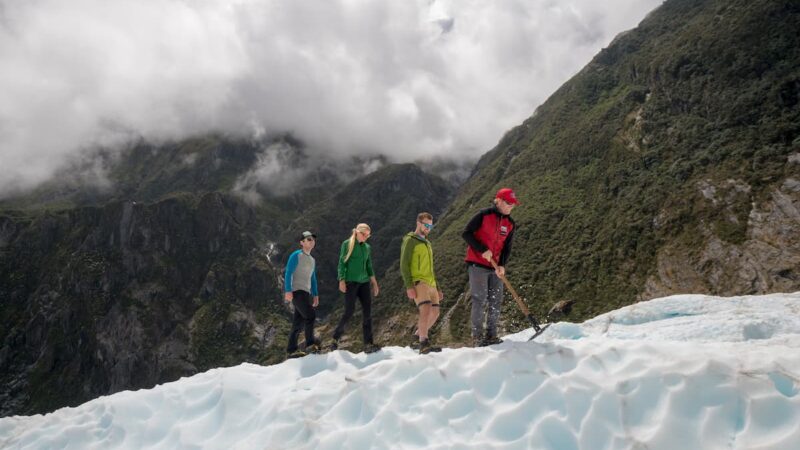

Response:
(643, 170), (800, 297)
(0, 160), (455, 417)
(0, 192), (287, 417)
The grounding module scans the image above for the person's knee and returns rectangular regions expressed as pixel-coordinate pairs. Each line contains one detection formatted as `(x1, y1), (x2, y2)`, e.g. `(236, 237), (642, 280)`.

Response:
(470, 290), (484, 302)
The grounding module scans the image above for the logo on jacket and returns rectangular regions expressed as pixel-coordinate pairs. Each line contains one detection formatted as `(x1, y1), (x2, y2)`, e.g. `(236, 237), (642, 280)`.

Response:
(500, 225), (508, 235)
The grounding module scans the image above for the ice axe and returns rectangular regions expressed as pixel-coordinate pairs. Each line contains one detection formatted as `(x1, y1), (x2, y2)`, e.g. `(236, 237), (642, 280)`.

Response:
(531, 299), (576, 340)
(489, 260), (574, 341)
(489, 260), (542, 332)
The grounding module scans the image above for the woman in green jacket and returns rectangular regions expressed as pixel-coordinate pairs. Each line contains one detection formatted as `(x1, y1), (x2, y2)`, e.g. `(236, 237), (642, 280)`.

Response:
(331, 223), (380, 352)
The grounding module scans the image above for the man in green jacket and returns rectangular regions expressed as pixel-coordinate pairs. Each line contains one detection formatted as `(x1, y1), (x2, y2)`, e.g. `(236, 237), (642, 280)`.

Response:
(400, 212), (443, 354)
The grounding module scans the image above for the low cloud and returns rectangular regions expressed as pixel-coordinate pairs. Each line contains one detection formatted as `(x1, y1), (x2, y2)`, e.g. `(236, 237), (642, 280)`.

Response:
(0, 0), (662, 196)
(233, 141), (322, 201)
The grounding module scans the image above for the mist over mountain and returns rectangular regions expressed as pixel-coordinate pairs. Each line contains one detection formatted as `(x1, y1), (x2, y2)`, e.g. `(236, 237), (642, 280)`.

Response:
(0, 0), (661, 195)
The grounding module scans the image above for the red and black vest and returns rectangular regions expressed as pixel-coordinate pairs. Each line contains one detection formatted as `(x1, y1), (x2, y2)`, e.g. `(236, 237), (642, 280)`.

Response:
(463, 207), (515, 268)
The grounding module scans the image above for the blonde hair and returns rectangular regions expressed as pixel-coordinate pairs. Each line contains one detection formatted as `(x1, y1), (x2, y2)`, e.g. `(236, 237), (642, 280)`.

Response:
(344, 223), (371, 262)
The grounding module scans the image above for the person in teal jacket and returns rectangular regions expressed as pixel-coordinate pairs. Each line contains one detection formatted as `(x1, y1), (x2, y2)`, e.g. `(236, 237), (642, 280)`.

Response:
(284, 230), (320, 358)
(331, 223), (380, 353)
(400, 212), (443, 354)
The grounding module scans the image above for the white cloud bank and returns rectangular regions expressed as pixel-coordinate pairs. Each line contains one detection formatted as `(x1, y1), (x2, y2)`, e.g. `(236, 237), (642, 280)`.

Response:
(0, 0), (662, 195)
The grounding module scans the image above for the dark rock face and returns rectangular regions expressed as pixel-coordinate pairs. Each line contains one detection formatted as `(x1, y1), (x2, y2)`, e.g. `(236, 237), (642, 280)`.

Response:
(0, 193), (286, 417)
(0, 162), (454, 417)
(643, 175), (800, 297)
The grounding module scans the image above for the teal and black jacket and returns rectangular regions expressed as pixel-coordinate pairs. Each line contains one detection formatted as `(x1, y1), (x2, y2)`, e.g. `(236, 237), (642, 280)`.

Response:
(285, 249), (318, 295)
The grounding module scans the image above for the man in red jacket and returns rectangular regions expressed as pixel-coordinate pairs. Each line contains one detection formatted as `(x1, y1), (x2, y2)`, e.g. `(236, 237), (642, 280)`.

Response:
(462, 188), (518, 346)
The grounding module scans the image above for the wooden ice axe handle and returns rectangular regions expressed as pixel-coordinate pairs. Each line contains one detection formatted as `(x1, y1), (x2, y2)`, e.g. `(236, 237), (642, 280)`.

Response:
(489, 260), (532, 317)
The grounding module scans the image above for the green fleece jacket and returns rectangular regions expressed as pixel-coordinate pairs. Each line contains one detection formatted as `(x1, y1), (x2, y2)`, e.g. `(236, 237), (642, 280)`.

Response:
(400, 232), (437, 289)
(338, 239), (374, 283)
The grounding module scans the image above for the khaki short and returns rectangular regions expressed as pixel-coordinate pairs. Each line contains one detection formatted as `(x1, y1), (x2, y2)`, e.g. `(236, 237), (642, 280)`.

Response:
(414, 281), (440, 307)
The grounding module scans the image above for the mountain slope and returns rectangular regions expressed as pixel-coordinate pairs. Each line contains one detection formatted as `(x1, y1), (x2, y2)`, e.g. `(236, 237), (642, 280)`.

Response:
(428, 0), (800, 340)
(0, 155), (454, 415)
(0, 192), (290, 417)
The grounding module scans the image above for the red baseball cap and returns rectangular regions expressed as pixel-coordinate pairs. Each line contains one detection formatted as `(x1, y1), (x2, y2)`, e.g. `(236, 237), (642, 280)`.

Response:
(496, 188), (519, 205)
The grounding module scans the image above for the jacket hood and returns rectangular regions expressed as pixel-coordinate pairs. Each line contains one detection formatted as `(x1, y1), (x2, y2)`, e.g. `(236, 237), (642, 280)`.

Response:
(406, 231), (429, 242)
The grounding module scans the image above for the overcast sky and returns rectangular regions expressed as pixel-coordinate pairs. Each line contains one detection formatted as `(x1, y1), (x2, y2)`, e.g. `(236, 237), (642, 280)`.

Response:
(0, 0), (662, 195)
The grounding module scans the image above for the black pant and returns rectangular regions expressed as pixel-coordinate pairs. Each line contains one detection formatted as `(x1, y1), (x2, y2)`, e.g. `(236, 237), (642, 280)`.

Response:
(333, 281), (373, 344)
(287, 290), (316, 353)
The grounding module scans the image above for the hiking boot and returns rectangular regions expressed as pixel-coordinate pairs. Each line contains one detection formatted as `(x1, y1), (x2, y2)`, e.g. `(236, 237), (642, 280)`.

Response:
(305, 343), (321, 354)
(363, 343), (381, 354)
(286, 350), (307, 359)
(299, 336), (321, 352)
(419, 339), (432, 354)
(419, 339), (442, 354)
(410, 329), (421, 349)
(329, 339), (339, 351)
(482, 336), (503, 346)
(472, 337), (483, 347)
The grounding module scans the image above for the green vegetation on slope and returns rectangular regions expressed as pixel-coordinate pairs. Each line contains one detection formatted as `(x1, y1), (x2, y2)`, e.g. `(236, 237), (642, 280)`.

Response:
(426, 0), (800, 339)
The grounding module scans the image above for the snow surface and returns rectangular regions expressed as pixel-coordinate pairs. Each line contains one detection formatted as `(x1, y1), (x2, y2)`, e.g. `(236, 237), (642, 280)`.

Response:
(2, 293), (799, 449)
